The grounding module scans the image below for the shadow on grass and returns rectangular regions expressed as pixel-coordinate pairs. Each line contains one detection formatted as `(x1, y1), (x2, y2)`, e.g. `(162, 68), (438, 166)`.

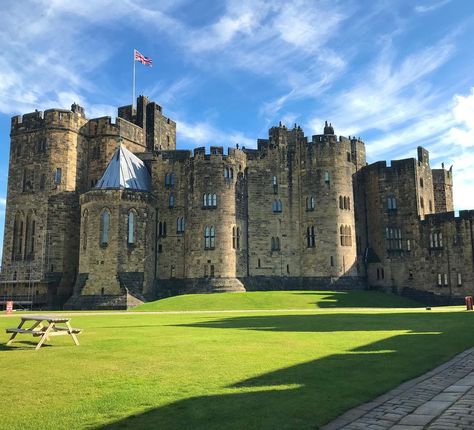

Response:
(0, 340), (53, 351)
(290, 291), (419, 309)
(98, 312), (472, 430)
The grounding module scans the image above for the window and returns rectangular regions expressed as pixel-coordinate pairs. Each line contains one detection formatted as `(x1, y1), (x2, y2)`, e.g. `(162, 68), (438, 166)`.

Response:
(224, 167), (234, 179)
(272, 199), (282, 213)
(54, 168), (62, 185)
(158, 221), (167, 237)
(232, 226), (241, 250)
(168, 194), (175, 208)
(204, 226), (215, 249)
(37, 138), (47, 154)
(437, 273), (442, 286)
(177, 217), (185, 233)
(82, 209), (88, 251)
(100, 209), (110, 246)
(386, 227), (402, 250)
(306, 226), (316, 248)
(420, 197), (424, 209)
(457, 273), (462, 286)
(407, 239), (411, 251)
(203, 193), (217, 208)
(444, 273), (448, 286)
(347, 151), (351, 162)
(165, 173), (175, 187)
(258, 258), (261, 268)
(339, 196), (344, 209)
(39, 174), (45, 191)
(13, 213), (24, 259)
(16, 143), (21, 157)
(429, 232), (443, 249)
(306, 196), (315, 211)
(324, 171), (330, 184)
(387, 197), (397, 210)
(340, 225), (352, 246)
(286, 264), (290, 274)
(420, 177), (424, 188)
(429, 200), (433, 212)
(127, 210), (136, 245)
(330, 256), (334, 267)
(271, 237), (280, 251)
(272, 176), (278, 187)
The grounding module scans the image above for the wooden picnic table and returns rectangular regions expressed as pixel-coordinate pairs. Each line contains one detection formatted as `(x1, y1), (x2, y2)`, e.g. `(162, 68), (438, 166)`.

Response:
(5, 315), (82, 350)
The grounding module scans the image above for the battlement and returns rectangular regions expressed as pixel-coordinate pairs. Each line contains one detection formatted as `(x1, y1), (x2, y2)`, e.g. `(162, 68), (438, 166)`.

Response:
(192, 146), (246, 161)
(422, 210), (474, 225)
(432, 165), (453, 184)
(11, 104), (87, 132)
(82, 116), (145, 147)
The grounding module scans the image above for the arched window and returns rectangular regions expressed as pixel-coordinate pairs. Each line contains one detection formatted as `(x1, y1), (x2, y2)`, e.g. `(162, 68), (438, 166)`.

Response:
(82, 209), (88, 251)
(127, 210), (137, 245)
(339, 196), (344, 209)
(177, 217), (185, 233)
(307, 226), (316, 248)
(169, 194), (175, 208)
(347, 197), (351, 210)
(324, 171), (330, 184)
(224, 167), (229, 178)
(100, 209), (110, 246)
(340, 225), (344, 246)
(307, 196), (315, 211)
(212, 194), (217, 207)
(13, 213), (24, 260)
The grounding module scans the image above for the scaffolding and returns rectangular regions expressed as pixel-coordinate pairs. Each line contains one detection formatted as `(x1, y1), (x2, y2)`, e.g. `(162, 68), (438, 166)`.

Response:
(0, 262), (46, 310)
(0, 232), (51, 310)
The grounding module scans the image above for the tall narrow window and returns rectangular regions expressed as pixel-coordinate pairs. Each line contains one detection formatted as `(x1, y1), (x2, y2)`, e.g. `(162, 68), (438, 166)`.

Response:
(127, 210), (136, 245)
(307, 226), (316, 248)
(236, 227), (241, 250)
(272, 176), (278, 187)
(272, 199), (282, 213)
(169, 194), (175, 208)
(232, 226), (236, 249)
(39, 174), (45, 191)
(306, 196), (315, 211)
(339, 196), (343, 209)
(324, 171), (330, 184)
(54, 168), (62, 185)
(165, 173), (175, 187)
(457, 273), (462, 286)
(387, 197), (397, 210)
(212, 194), (217, 207)
(100, 209), (110, 246)
(177, 217), (185, 233)
(204, 226), (215, 249)
(13, 214), (24, 260)
(82, 209), (88, 251)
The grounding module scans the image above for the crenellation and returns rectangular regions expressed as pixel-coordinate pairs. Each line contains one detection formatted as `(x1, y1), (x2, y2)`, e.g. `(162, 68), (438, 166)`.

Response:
(2, 95), (472, 310)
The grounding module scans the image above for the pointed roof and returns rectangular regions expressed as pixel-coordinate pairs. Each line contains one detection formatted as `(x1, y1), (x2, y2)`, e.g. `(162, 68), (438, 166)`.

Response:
(95, 145), (151, 192)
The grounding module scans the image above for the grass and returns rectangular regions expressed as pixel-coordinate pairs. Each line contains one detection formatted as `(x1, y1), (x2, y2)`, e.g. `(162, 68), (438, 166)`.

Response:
(133, 290), (420, 311)
(0, 290), (472, 430)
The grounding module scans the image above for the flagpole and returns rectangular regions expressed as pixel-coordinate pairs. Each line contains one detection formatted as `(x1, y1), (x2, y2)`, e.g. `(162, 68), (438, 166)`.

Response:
(132, 49), (136, 110)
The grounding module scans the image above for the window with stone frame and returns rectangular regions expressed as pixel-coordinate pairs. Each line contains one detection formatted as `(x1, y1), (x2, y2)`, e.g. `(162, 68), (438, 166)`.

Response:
(306, 196), (315, 211)
(272, 199), (282, 213)
(177, 217), (185, 233)
(203, 193), (217, 208)
(340, 225), (352, 246)
(100, 209), (111, 246)
(165, 173), (175, 187)
(127, 209), (137, 245)
(204, 226), (215, 249)
(25, 213), (36, 260)
(386, 227), (402, 250)
(13, 213), (24, 260)
(306, 226), (316, 248)
(158, 221), (167, 237)
(387, 196), (397, 210)
(232, 226), (241, 250)
(271, 236), (281, 251)
(429, 231), (443, 249)
(168, 194), (175, 208)
(82, 209), (88, 251)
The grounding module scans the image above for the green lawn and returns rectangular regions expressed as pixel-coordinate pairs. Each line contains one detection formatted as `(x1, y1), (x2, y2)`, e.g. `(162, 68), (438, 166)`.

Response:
(134, 290), (420, 311)
(0, 291), (472, 430)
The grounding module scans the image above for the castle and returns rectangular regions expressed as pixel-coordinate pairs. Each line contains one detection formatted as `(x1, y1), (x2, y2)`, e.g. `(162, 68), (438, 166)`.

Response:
(1, 96), (473, 309)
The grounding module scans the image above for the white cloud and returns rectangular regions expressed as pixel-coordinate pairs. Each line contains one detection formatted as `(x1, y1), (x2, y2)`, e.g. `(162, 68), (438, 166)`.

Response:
(415, 0), (452, 14)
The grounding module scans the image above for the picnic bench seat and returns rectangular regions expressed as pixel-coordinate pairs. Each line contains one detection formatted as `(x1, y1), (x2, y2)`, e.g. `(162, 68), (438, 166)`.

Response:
(5, 315), (82, 350)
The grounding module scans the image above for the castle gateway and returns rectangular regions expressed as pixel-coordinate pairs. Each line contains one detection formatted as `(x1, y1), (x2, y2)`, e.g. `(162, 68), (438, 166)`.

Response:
(1, 96), (473, 309)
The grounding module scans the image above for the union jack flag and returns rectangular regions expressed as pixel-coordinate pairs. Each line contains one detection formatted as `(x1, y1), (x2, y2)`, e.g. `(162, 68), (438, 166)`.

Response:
(134, 49), (153, 66)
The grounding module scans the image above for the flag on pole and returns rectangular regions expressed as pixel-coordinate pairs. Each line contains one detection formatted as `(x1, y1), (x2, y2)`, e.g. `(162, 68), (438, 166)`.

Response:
(134, 49), (153, 66)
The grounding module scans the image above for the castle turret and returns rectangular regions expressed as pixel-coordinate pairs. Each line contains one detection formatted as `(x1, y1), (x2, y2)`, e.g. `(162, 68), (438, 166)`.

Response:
(432, 164), (454, 213)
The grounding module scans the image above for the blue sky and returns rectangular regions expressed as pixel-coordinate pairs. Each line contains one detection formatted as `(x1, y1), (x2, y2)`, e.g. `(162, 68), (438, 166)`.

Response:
(1, 0), (474, 256)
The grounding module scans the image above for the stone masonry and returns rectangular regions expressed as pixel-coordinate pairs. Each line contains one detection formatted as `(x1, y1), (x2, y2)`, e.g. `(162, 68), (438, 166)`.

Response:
(1, 96), (473, 309)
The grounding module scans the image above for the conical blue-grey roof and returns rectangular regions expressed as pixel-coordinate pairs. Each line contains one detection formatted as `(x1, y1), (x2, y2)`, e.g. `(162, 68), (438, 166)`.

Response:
(95, 145), (151, 191)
